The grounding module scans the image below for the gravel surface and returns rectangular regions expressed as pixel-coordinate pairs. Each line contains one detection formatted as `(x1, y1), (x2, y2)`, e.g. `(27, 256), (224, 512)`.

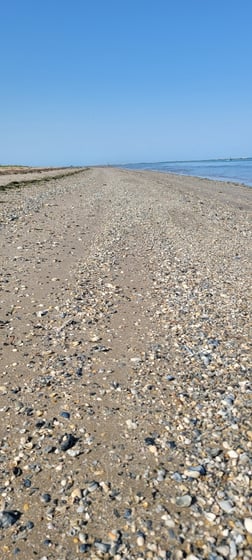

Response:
(0, 167), (251, 559)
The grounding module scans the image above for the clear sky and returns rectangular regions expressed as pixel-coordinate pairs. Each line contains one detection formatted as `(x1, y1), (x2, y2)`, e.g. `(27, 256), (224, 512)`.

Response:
(1, 0), (252, 166)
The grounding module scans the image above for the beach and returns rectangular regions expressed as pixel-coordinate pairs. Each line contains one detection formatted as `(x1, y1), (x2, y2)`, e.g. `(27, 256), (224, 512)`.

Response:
(0, 166), (251, 559)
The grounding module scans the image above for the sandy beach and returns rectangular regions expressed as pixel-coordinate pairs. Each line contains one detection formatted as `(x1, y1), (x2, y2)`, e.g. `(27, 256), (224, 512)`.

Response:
(0, 167), (251, 559)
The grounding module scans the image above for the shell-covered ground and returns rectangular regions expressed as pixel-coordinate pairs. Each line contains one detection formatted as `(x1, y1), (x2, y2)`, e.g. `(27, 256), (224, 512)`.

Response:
(0, 167), (251, 560)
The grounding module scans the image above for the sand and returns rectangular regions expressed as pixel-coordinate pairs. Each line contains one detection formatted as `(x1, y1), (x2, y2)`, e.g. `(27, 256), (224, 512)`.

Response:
(0, 167), (251, 559)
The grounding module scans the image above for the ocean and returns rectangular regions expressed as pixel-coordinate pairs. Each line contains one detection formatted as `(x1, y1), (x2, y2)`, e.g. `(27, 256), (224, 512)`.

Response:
(119, 158), (252, 187)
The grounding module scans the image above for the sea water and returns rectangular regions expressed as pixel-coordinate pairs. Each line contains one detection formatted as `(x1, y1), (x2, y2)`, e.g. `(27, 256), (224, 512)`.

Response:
(120, 158), (252, 187)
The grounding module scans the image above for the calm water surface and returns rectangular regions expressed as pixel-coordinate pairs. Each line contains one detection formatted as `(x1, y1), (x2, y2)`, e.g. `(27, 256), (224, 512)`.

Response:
(119, 158), (252, 187)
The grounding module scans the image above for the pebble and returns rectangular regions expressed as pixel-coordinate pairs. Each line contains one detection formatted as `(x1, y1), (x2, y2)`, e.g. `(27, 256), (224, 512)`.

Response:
(204, 512), (216, 522)
(144, 437), (156, 446)
(71, 488), (82, 500)
(137, 535), (145, 546)
(94, 541), (110, 553)
(66, 448), (81, 457)
(0, 510), (21, 528)
(176, 495), (192, 507)
(60, 411), (70, 419)
(26, 520), (35, 530)
(161, 514), (175, 528)
(126, 419), (138, 429)
(244, 518), (252, 534)
(218, 500), (234, 513)
(184, 465), (206, 478)
(87, 481), (99, 493)
(59, 433), (77, 451)
(216, 545), (230, 557)
(79, 543), (89, 552)
(36, 309), (48, 317)
(40, 493), (51, 503)
(124, 508), (132, 519)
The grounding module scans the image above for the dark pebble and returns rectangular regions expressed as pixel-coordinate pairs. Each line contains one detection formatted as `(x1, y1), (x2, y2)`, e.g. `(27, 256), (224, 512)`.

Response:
(13, 467), (22, 477)
(35, 420), (46, 429)
(0, 510), (21, 529)
(60, 411), (70, 419)
(41, 493), (51, 503)
(24, 407), (33, 416)
(167, 440), (176, 449)
(60, 433), (77, 451)
(124, 508), (132, 519)
(79, 544), (89, 552)
(144, 437), (156, 446)
(44, 445), (56, 454)
(23, 478), (31, 488)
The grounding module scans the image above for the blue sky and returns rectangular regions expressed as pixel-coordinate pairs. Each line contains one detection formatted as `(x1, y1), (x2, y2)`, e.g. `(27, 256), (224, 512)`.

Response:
(1, 0), (252, 165)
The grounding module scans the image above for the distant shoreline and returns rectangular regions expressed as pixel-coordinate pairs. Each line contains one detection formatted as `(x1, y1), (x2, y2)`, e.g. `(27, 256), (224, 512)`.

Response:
(117, 158), (252, 187)
(112, 166), (251, 189)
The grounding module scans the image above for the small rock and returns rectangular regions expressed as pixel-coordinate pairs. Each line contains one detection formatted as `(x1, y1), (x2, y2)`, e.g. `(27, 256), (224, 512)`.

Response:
(124, 508), (132, 519)
(0, 386), (7, 394)
(59, 433), (77, 451)
(218, 499), (234, 513)
(229, 540), (237, 559)
(204, 512), (216, 522)
(130, 357), (142, 365)
(36, 310), (48, 318)
(43, 445), (55, 454)
(0, 510), (21, 529)
(60, 411), (70, 419)
(94, 541), (110, 553)
(66, 448), (81, 457)
(227, 449), (238, 459)
(216, 545), (230, 557)
(79, 532), (88, 543)
(137, 535), (145, 546)
(148, 445), (158, 455)
(71, 488), (82, 500)
(157, 469), (166, 482)
(200, 353), (211, 366)
(40, 493), (51, 503)
(184, 465), (206, 478)
(89, 335), (101, 342)
(87, 481), (99, 493)
(144, 437), (156, 446)
(244, 518), (252, 534)
(176, 495), (192, 508)
(25, 520), (34, 530)
(171, 472), (182, 482)
(161, 514), (175, 528)
(126, 419), (137, 430)
(79, 544), (89, 553)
